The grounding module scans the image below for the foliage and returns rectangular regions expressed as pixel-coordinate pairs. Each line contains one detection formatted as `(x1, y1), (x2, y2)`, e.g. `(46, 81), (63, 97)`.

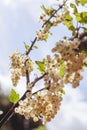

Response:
(9, 89), (20, 104)
(35, 126), (46, 130)
(36, 61), (45, 74)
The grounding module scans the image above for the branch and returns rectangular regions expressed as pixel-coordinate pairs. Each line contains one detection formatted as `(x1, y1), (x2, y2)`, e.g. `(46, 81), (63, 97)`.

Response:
(26, 2), (66, 55)
(33, 86), (49, 95)
(26, 37), (37, 55)
(32, 73), (47, 87)
(26, 70), (30, 85)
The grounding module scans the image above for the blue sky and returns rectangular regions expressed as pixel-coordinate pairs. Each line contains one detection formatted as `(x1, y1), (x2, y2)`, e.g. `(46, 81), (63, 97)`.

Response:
(0, 0), (87, 130)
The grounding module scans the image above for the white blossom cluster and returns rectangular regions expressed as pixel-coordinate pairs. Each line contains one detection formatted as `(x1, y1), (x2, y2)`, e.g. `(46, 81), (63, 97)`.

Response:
(36, 11), (68, 41)
(51, 38), (87, 88)
(10, 51), (33, 86)
(15, 89), (62, 124)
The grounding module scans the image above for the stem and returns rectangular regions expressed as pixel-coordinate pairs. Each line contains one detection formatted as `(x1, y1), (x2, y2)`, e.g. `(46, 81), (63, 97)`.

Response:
(26, 37), (37, 55)
(42, 4), (65, 27)
(32, 73), (47, 87)
(26, 2), (66, 55)
(26, 70), (30, 85)
(33, 86), (49, 95)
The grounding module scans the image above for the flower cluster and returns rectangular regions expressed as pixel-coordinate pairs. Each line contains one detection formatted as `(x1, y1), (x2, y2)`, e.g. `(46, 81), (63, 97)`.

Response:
(15, 90), (62, 124)
(10, 51), (33, 86)
(36, 10), (68, 41)
(36, 25), (50, 41)
(38, 13), (46, 23)
(51, 38), (87, 88)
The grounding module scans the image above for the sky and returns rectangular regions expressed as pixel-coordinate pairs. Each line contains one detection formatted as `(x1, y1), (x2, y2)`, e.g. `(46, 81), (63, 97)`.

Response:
(0, 0), (87, 130)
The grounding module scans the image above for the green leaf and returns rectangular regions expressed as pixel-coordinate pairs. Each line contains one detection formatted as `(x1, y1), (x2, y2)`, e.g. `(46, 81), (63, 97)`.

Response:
(46, 22), (53, 29)
(43, 33), (49, 41)
(64, 14), (75, 31)
(63, 20), (75, 31)
(34, 46), (38, 49)
(76, 12), (87, 24)
(47, 7), (55, 16)
(36, 61), (45, 74)
(41, 5), (55, 16)
(24, 42), (30, 50)
(60, 89), (66, 95)
(79, 0), (87, 5)
(65, 14), (73, 21)
(36, 126), (46, 130)
(70, 3), (77, 13)
(58, 60), (66, 78)
(9, 89), (20, 104)
(84, 28), (87, 32)
(76, 13), (82, 22)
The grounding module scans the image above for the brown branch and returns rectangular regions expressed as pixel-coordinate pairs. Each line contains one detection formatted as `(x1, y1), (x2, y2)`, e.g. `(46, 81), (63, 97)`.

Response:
(33, 86), (49, 95)
(26, 70), (30, 85)
(32, 73), (47, 87)
(26, 37), (37, 55)
(26, 2), (66, 56)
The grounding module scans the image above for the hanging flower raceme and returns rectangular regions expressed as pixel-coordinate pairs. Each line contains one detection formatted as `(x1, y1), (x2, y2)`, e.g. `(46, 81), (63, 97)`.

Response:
(10, 51), (33, 87)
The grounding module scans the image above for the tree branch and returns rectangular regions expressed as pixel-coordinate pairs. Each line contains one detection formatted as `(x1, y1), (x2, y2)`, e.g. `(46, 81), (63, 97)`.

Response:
(26, 2), (66, 55)
(32, 73), (47, 87)
(26, 70), (30, 85)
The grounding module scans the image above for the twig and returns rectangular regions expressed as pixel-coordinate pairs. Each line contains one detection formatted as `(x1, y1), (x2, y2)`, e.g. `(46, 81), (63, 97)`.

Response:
(32, 73), (47, 87)
(26, 70), (30, 85)
(26, 2), (66, 55)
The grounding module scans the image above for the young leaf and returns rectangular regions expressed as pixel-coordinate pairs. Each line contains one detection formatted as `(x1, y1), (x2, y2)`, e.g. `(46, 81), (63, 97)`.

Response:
(34, 45), (38, 49)
(64, 14), (75, 31)
(84, 28), (87, 32)
(65, 14), (73, 21)
(60, 88), (66, 95)
(58, 60), (66, 78)
(36, 61), (45, 74)
(43, 33), (49, 41)
(76, 12), (87, 24)
(46, 22), (53, 29)
(41, 5), (55, 16)
(9, 89), (20, 104)
(70, 3), (77, 13)
(79, 0), (87, 5)
(63, 21), (75, 31)
(24, 42), (30, 50)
